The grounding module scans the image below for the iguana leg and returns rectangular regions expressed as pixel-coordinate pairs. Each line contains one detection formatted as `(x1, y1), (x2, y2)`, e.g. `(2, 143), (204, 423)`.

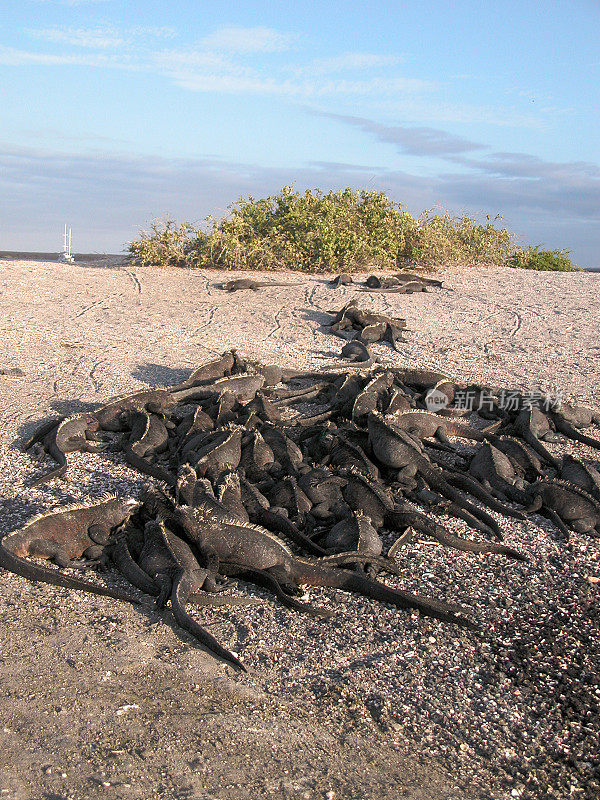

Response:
(537, 505), (571, 537)
(109, 534), (160, 596)
(444, 472), (526, 520)
(150, 574), (171, 609)
(226, 564), (333, 619)
(25, 539), (71, 568)
(317, 552), (406, 576)
(82, 545), (105, 561)
(435, 427), (451, 445)
(87, 524), (112, 545)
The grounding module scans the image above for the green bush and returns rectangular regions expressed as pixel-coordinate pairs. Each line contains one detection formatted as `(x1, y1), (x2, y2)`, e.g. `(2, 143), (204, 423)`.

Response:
(128, 219), (207, 268)
(127, 187), (570, 272)
(506, 246), (577, 272)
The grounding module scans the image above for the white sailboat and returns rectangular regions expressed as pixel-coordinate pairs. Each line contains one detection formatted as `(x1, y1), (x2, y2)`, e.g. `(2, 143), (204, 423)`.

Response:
(58, 224), (75, 263)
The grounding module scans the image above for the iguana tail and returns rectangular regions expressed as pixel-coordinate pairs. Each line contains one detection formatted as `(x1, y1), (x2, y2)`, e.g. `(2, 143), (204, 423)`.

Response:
(29, 444), (68, 486)
(123, 448), (177, 487)
(0, 542), (142, 605)
(389, 506), (527, 561)
(553, 417), (600, 451)
(289, 560), (477, 629)
(171, 572), (246, 671)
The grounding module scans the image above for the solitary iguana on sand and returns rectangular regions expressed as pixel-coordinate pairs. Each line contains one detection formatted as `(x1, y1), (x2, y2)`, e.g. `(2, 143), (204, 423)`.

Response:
(219, 278), (294, 292)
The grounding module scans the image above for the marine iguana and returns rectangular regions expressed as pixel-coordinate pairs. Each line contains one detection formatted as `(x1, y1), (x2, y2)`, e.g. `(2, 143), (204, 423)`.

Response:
(166, 498), (476, 627)
(551, 400), (600, 428)
(1, 497), (143, 603)
(93, 389), (175, 432)
(350, 371), (395, 422)
(487, 435), (544, 482)
(137, 520), (246, 670)
(392, 272), (444, 287)
(212, 389), (239, 425)
(296, 468), (348, 521)
(508, 408), (562, 468)
(327, 431), (381, 479)
(329, 273), (353, 287)
(560, 454), (600, 500)
(121, 410), (175, 486)
(360, 276), (432, 293)
(239, 428), (276, 479)
(551, 412), (600, 451)
(171, 374), (265, 404)
(367, 411), (504, 539)
(29, 412), (105, 486)
(468, 443), (529, 504)
(241, 394), (283, 424)
(190, 425), (243, 481)
(327, 300), (407, 343)
(219, 278), (294, 292)
(127, 411), (169, 458)
(264, 475), (312, 525)
(176, 405), (215, 442)
(321, 510), (383, 560)
(237, 475), (329, 556)
(168, 351), (236, 392)
(525, 478), (600, 537)
(338, 466), (520, 557)
(22, 416), (65, 451)
(389, 410), (491, 443)
(259, 423), (305, 473)
(216, 471), (250, 522)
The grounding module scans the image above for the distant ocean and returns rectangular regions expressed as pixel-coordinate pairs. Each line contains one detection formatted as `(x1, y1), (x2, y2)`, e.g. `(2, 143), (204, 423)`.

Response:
(0, 251), (122, 262)
(1, 251), (599, 271)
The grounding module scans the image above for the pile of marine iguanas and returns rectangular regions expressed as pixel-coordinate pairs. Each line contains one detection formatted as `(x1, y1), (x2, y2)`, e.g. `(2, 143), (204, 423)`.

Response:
(3, 345), (600, 671)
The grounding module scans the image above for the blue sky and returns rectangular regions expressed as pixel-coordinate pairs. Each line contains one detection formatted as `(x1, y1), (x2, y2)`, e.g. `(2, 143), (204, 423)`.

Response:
(1, 0), (599, 266)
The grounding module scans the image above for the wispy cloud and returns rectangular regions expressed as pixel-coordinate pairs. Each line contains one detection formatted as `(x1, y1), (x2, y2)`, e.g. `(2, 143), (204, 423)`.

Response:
(317, 112), (486, 156)
(166, 70), (430, 97)
(292, 51), (405, 76)
(0, 45), (137, 69)
(28, 25), (177, 50)
(11, 24), (429, 100)
(32, 0), (111, 6)
(6, 24), (554, 129)
(28, 26), (128, 49)
(323, 112), (600, 223)
(200, 26), (296, 54)
(455, 151), (600, 181)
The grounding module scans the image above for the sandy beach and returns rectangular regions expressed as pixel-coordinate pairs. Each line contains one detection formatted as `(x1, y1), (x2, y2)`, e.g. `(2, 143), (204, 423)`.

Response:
(1, 257), (599, 800)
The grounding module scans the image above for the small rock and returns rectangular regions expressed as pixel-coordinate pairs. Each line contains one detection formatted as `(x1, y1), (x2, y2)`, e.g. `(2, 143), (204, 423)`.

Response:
(115, 704), (140, 716)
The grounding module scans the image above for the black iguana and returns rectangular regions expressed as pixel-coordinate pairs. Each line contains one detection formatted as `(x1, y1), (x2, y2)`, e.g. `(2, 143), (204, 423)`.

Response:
(1, 497), (143, 603)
